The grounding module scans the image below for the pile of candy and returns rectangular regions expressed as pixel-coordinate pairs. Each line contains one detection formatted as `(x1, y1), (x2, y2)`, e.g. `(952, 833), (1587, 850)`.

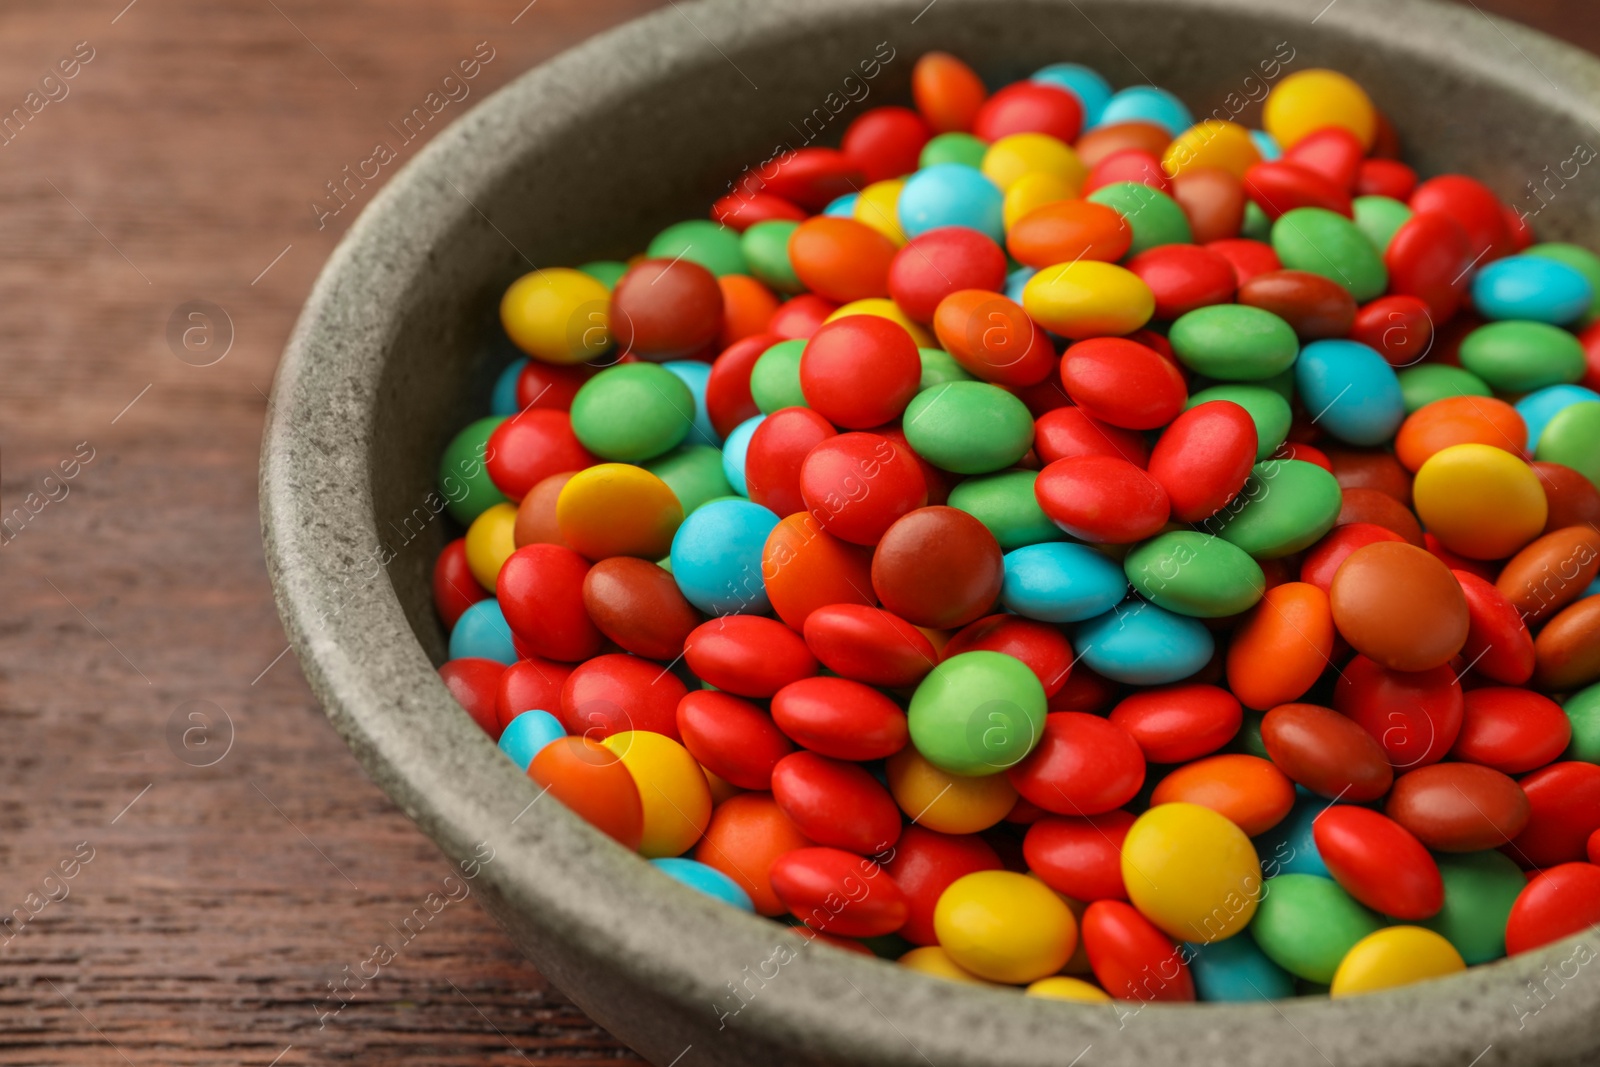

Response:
(432, 52), (1600, 1004)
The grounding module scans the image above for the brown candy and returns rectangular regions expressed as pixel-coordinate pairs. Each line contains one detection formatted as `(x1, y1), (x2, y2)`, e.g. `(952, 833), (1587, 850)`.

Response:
(1236, 269), (1357, 339)
(870, 506), (1002, 630)
(1325, 446), (1413, 505)
(1330, 541), (1469, 672)
(1386, 763), (1530, 851)
(513, 471), (578, 548)
(1496, 525), (1600, 624)
(1260, 702), (1394, 801)
(581, 556), (701, 661)
(1336, 486), (1423, 545)
(1534, 596), (1600, 692)
(1073, 121), (1172, 167)
(1533, 461), (1600, 535)
(1169, 166), (1246, 244)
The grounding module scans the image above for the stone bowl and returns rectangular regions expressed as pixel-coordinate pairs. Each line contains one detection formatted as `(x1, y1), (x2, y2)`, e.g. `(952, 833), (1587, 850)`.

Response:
(260, 0), (1600, 1063)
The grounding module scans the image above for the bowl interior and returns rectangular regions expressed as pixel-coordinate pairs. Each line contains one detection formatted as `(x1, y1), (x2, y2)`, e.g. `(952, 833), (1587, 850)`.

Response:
(267, 1), (1600, 1064)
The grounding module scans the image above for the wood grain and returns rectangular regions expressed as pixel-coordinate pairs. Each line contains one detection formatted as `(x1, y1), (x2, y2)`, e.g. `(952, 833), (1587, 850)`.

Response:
(0, 1), (1584, 1063)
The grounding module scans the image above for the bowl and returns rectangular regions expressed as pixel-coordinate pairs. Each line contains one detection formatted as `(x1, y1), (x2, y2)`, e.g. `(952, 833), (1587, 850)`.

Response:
(261, 1), (1600, 1063)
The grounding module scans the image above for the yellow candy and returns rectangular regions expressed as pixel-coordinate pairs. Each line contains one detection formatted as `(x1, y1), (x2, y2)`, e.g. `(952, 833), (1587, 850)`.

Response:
(500, 267), (612, 365)
(556, 463), (683, 561)
(600, 731), (712, 858)
(898, 945), (995, 984)
(1329, 926), (1465, 998)
(933, 871), (1077, 984)
(1162, 120), (1262, 179)
(1121, 802), (1262, 943)
(1022, 261), (1154, 341)
(885, 748), (1016, 834)
(1003, 172), (1076, 231)
(464, 502), (519, 590)
(854, 179), (908, 246)
(825, 299), (934, 347)
(981, 133), (1087, 194)
(1413, 443), (1548, 560)
(1025, 976), (1112, 1003)
(1263, 69), (1377, 150)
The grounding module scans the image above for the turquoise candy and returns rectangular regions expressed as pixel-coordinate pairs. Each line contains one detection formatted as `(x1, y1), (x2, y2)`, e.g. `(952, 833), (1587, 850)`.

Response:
(497, 710), (566, 770)
(1001, 542), (1129, 622)
(1074, 599), (1215, 685)
(1293, 339), (1404, 446)
(449, 598), (517, 664)
(1516, 383), (1600, 449)
(1185, 933), (1296, 1002)
(1471, 254), (1593, 325)
(651, 857), (755, 911)
(720, 415), (764, 496)
(1252, 793), (1329, 879)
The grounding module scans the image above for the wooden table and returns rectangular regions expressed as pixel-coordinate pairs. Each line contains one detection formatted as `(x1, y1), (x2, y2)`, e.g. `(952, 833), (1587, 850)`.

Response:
(0, 1), (1586, 1063)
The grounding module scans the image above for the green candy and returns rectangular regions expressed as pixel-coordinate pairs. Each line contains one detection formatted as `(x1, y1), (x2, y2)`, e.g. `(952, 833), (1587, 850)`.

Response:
(1525, 242), (1600, 327)
(1240, 200), (1272, 243)
(1272, 207), (1388, 302)
(1351, 195), (1413, 254)
(1087, 182), (1193, 255)
(1186, 385), (1293, 460)
(643, 444), (733, 515)
(570, 363), (695, 462)
(1169, 305), (1300, 381)
(1535, 401), (1600, 489)
(740, 220), (804, 293)
(1420, 851), (1527, 965)
(1565, 683), (1600, 762)
(1398, 363), (1493, 413)
(1125, 531), (1266, 618)
(749, 339), (808, 413)
(1459, 321), (1587, 393)
(1236, 711), (1269, 759)
(918, 346), (976, 390)
(647, 219), (745, 277)
(577, 259), (628, 290)
(908, 651), (1047, 776)
(1207, 459), (1342, 558)
(919, 132), (987, 169)
(439, 416), (509, 525)
(947, 470), (1064, 550)
(902, 381), (1034, 474)
(1250, 874), (1383, 982)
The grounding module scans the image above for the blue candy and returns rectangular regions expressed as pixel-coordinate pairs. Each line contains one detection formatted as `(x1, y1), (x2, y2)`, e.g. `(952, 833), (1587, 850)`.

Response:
(498, 710), (565, 770)
(1074, 599), (1214, 684)
(1294, 339), (1404, 446)
(823, 192), (859, 218)
(1253, 792), (1330, 879)
(670, 498), (781, 616)
(1095, 86), (1193, 135)
(491, 357), (528, 417)
(1001, 542), (1129, 622)
(1515, 383), (1600, 449)
(662, 359), (721, 447)
(1031, 63), (1112, 126)
(1005, 265), (1036, 305)
(1248, 129), (1283, 162)
(1184, 933), (1296, 1002)
(1471, 254), (1594, 325)
(897, 163), (1005, 242)
(449, 598), (518, 664)
(651, 857), (755, 911)
(721, 414), (765, 496)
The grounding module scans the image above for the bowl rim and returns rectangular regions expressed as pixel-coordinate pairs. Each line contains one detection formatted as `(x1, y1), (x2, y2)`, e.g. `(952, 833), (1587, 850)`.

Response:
(262, 0), (1600, 1063)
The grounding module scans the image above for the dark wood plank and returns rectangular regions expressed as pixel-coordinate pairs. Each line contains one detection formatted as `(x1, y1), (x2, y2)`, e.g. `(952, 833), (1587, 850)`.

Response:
(0, 1), (1586, 1063)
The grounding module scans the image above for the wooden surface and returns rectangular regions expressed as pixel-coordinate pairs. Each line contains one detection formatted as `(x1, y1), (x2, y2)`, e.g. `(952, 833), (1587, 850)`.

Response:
(0, 1), (1587, 1064)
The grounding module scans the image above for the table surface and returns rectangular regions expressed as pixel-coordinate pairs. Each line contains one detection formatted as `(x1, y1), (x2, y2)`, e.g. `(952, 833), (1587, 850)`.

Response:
(0, 1), (1589, 1064)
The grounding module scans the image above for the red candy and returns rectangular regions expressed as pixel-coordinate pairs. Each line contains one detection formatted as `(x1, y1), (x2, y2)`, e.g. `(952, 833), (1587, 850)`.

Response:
(705, 334), (773, 438)
(434, 538), (488, 628)
(497, 544), (602, 663)
(486, 410), (596, 500)
(802, 604), (938, 689)
(495, 655), (576, 733)
(1008, 712), (1146, 815)
(1059, 337), (1188, 430)
(1453, 570), (1537, 685)
(1282, 127), (1364, 190)
(1312, 806), (1444, 920)
(971, 81), (1083, 143)
(743, 146), (863, 210)
(1510, 762), (1600, 869)
(1034, 407), (1151, 467)
(1409, 175), (1514, 263)
(800, 433), (928, 545)
(883, 826), (1002, 945)
(770, 676), (909, 761)
(1036, 454), (1171, 543)
(559, 653), (685, 741)
(683, 615), (818, 698)
(1081, 899), (1194, 1002)
(888, 228), (1009, 323)
(1451, 688), (1571, 775)
(516, 360), (594, 412)
(1242, 160), (1352, 218)
(1350, 295), (1435, 368)
(799, 315), (922, 429)
(1505, 863), (1600, 955)
(769, 848), (907, 937)
(611, 258), (725, 359)
(676, 689), (794, 790)
(1144, 400), (1257, 522)
(1024, 810), (1136, 901)
(1334, 655), (1463, 770)
(943, 614), (1075, 698)
(841, 106), (931, 183)
(581, 557), (700, 661)
(1299, 522), (1405, 593)
(746, 407), (838, 518)
(1385, 212), (1472, 322)
(1124, 244), (1237, 320)
(439, 658), (505, 738)
(1108, 684), (1242, 764)
(771, 751), (903, 854)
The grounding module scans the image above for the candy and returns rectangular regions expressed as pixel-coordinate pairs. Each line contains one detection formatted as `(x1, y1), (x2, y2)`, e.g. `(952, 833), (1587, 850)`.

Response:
(935, 871), (1078, 983)
(1329, 927), (1464, 997)
(1413, 443), (1547, 559)
(1386, 763), (1530, 851)
(1249, 874), (1382, 983)
(1328, 541), (1468, 672)
(1124, 531), (1265, 618)
(1260, 703), (1393, 801)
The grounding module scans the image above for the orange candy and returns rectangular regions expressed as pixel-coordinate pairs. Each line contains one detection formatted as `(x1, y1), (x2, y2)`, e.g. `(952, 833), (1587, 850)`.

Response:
(931, 289), (1056, 387)
(694, 792), (813, 915)
(513, 470), (578, 548)
(911, 52), (987, 133)
(1074, 121), (1172, 167)
(762, 511), (876, 630)
(527, 737), (644, 850)
(1006, 200), (1133, 270)
(788, 217), (898, 304)
(719, 274), (781, 348)
(1394, 395), (1527, 472)
(1149, 753), (1296, 836)
(1225, 582), (1335, 711)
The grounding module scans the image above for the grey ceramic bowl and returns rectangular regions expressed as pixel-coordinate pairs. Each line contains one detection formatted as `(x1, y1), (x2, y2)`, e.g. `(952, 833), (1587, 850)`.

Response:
(262, 0), (1600, 1063)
